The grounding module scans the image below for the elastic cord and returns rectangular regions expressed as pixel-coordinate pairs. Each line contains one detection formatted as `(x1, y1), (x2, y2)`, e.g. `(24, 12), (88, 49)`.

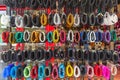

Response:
(59, 50), (65, 60)
(58, 63), (65, 79)
(23, 65), (31, 78)
(53, 13), (61, 26)
(67, 30), (74, 42)
(52, 29), (59, 43)
(23, 30), (30, 42)
(10, 65), (19, 78)
(15, 32), (24, 43)
(47, 31), (53, 43)
(30, 65), (38, 79)
(66, 13), (74, 28)
(110, 30), (117, 42)
(87, 65), (94, 78)
(74, 13), (80, 27)
(74, 65), (80, 78)
(60, 30), (66, 43)
(2, 31), (9, 43)
(79, 65), (87, 76)
(74, 31), (80, 43)
(94, 64), (102, 77)
(40, 13), (48, 26)
(61, 13), (66, 27)
(15, 15), (23, 28)
(38, 63), (45, 79)
(66, 63), (74, 77)
(39, 31), (46, 43)
(51, 64), (58, 80)
(30, 31), (40, 43)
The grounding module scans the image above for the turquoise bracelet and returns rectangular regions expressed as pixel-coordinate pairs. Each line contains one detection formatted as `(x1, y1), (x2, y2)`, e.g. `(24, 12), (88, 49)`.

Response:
(15, 32), (24, 43)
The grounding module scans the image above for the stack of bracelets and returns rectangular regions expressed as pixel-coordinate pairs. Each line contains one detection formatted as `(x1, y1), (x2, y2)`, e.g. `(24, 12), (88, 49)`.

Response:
(1, 0), (120, 79)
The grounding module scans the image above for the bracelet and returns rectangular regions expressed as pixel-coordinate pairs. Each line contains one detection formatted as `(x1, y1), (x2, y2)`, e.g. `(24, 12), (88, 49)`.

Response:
(60, 30), (66, 43)
(66, 63), (74, 77)
(94, 64), (102, 77)
(30, 65), (38, 79)
(16, 65), (25, 78)
(3, 64), (14, 78)
(10, 65), (19, 78)
(29, 50), (36, 61)
(66, 13), (74, 28)
(38, 63), (45, 79)
(47, 31), (53, 43)
(98, 50), (106, 61)
(35, 49), (45, 61)
(104, 30), (111, 43)
(102, 65), (110, 80)
(1, 51), (11, 63)
(110, 30), (117, 42)
(15, 32), (24, 43)
(89, 13), (96, 26)
(30, 31), (40, 43)
(23, 50), (29, 61)
(67, 48), (76, 60)
(23, 30), (30, 42)
(51, 64), (58, 80)
(1, 14), (10, 26)
(39, 31), (46, 43)
(74, 13), (80, 27)
(87, 65), (94, 78)
(111, 64), (117, 76)
(53, 12), (61, 26)
(53, 29), (59, 43)
(80, 13), (88, 25)
(74, 31), (80, 43)
(15, 15), (23, 27)
(96, 13), (104, 25)
(79, 65), (87, 76)
(9, 32), (16, 44)
(112, 51), (119, 63)
(23, 65), (31, 78)
(61, 13), (66, 27)
(95, 30), (103, 42)
(58, 49), (65, 60)
(44, 66), (51, 77)
(43, 0), (49, 8)
(48, 13), (54, 26)
(67, 30), (74, 42)
(105, 50), (112, 60)
(58, 63), (65, 79)
(16, 50), (25, 63)
(84, 50), (89, 61)
(30, 0), (39, 9)
(76, 49), (84, 60)
(23, 14), (32, 27)
(45, 49), (53, 60)
(2, 31), (9, 43)
(53, 48), (59, 59)
(32, 14), (41, 27)
(80, 31), (88, 43)
(74, 65), (80, 78)
(88, 31), (96, 42)
(17, 0), (25, 8)
(10, 15), (16, 27)
(10, 51), (17, 62)
(92, 52), (98, 63)
(40, 13), (48, 26)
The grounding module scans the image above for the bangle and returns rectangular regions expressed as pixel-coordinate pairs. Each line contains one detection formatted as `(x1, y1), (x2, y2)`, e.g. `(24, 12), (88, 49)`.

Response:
(74, 13), (80, 27)
(44, 65), (52, 77)
(53, 48), (59, 59)
(35, 49), (45, 61)
(2, 31), (9, 43)
(53, 12), (61, 26)
(38, 63), (45, 79)
(60, 30), (66, 43)
(1, 14), (10, 26)
(48, 13), (54, 26)
(67, 30), (74, 42)
(89, 13), (96, 26)
(95, 30), (103, 42)
(51, 64), (58, 80)
(16, 50), (25, 63)
(23, 65), (31, 78)
(110, 30), (117, 42)
(40, 13), (48, 26)
(1, 51), (11, 63)
(112, 51), (119, 63)
(76, 49), (84, 60)
(10, 51), (17, 62)
(23, 50), (29, 61)
(3, 64), (14, 78)
(79, 65), (87, 76)
(39, 31), (46, 43)
(47, 31), (53, 43)
(74, 65), (80, 78)
(45, 49), (53, 60)
(10, 15), (16, 27)
(66, 63), (74, 77)
(29, 50), (36, 61)
(104, 31), (111, 43)
(53, 29), (59, 43)
(94, 64), (102, 77)
(61, 13), (66, 27)
(58, 63), (65, 79)
(96, 13), (104, 25)
(32, 14), (41, 27)
(80, 31), (88, 43)
(87, 65), (94, 78)
(88, 31), (96, 42)
(15, 32), (24, 43)
(80, 13), (88, 25)
(30, 0), (39, 9)
(30, 31), (40, 43)
(66, 13), (74, 28)
(16, 65), (25, 79)
(74, 31), (80, 43)
(98, 50), (106, 61)
(23, 14), (32, 27)
(15, 15), (23, 27)
(105, 50), (112, 60)
(67, 48), (76, 60)
(9, 32), (16, 44)
(111, 64), (117, 76)
(58, 49), (65, 60)
(23, 30), (30, 42)
(102, 65), (110, 80)
(30, 65), (38, 79)
(10, 65), (19, 78)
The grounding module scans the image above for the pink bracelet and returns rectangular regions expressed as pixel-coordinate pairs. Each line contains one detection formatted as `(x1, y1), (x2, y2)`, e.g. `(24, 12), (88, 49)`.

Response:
(51, 64), (58, 80)
(87, 65), (94, 78)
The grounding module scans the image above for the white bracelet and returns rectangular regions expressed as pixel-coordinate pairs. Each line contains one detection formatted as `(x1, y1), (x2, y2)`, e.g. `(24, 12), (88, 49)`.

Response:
(23, 30), (30, 42)
(67, 30), (74, 42)
(111, 64), (117, 76)
(1, 14), (10, 26)
(74, 65), (81, 78)
(74, 13), (80, 27)
(87, 65), (94, 78)
(15, 15), (24, 27)
(53, 13), (61, 26)
(89, 31), (96, 42)
(39, 31), (46, 43)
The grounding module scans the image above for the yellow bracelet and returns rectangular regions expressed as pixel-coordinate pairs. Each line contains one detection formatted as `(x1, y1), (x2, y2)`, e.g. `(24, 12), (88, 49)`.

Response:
(30, 31), (40, 43)
(52, 29), (59, 43)
(40, 13), (48, 26)
(66, 63), (74, 77)
(9, 32), (15, 44)
(66, 13), (74, 28)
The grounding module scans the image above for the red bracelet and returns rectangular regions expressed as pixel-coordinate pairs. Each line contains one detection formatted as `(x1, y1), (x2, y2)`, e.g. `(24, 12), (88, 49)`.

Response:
(30, 65), (38, 79)
(94, 64), (102, 77)
(60, 30), (66, 43)
(2, 31), (9, 43)
(74, 31), (80, 43)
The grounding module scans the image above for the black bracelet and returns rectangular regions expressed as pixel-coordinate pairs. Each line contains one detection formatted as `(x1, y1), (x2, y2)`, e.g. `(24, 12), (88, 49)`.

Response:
(17, 0), (25, 8)
(53, 48), (59, 59)
(30, 0), (39, 9)
(32, 14), (41, 27)
(80, 13), (88, 25)
(23, 50), (29, 61)
(16, 65), (26, 78)
(23, 14), (32, 27)
(89, 13), (96, 26)
(45, 49), (53, 60)
(43, 0), (50, 8)
(10, 16), (16, 27)
(29, 50), (36, 61)
(105, 50), (112, 61)
(98, 50), (106, 62)
(50, 0), (56, 10)
(16, 51), (25, 63)
(1, 51), (11, 63)
(10, 51), (17, 62)
(35, 49), (45, 61)
(48, 13), (54, 26)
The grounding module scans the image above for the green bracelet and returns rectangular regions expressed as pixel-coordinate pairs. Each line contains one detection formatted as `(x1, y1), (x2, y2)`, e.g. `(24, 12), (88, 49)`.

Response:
(23, 65), (31, 78)
(110, 30), (117, 42)
(15, 32), (24, 43)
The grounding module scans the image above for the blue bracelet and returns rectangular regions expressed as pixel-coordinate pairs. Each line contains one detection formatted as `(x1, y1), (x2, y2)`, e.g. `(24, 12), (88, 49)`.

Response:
(10, 65), (20, 78)
(80, 31), (88, 43)
(3, 64), (14, 78)
(58, 63), (65, 79)
(38, 63), (45, 79)
(79, 65), (87, 76)
(47, 31), (53, 43)
(95, 31), (103, 42)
